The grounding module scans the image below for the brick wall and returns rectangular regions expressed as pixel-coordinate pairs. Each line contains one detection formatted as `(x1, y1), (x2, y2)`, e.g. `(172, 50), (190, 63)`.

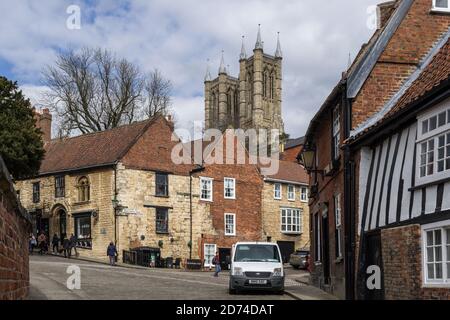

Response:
(381, 224), (450, 300)
(0, 158), (31, 300)
(351, 0), (450, 129)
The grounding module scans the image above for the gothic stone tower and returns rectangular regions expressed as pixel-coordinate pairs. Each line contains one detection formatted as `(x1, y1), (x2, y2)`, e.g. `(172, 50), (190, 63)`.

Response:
(204, 26), (284, 136)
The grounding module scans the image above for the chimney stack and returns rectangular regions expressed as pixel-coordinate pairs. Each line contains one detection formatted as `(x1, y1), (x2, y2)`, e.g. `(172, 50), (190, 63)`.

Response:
(34, 108), (52, 144)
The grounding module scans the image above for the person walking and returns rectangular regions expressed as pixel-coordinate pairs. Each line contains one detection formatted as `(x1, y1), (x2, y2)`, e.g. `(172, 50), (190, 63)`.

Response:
(51, 233), (60, 254)
(107, 242), (118, 266)
(69, 233), (78, 257)
(29, 234), (37, 255)
(62, 235), (71, 259)
(212, 252), (221, 277)
(37, 233), (47, 255)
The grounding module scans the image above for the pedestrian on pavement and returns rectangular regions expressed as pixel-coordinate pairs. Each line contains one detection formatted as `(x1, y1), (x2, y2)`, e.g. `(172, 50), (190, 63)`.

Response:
(212, 252), (221, 277)
(51, 233), (60, 254)
(63, 235), (71, 259)
(107, 242), (118, 266)
(29, 234), (37, 255)
(69, 233), (78, 257)
(37, 232), (47, 255)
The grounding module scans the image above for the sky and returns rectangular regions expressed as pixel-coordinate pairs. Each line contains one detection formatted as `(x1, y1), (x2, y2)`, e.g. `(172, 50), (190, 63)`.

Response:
(0, 0), (384, 139)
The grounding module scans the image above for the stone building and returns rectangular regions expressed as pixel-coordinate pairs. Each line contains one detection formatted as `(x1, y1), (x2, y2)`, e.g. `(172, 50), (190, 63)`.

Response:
(303, 0), (450, 299)
(0, 156), (31, 300)
(204, 26), (284, 136)
(261, 160), (310, 263)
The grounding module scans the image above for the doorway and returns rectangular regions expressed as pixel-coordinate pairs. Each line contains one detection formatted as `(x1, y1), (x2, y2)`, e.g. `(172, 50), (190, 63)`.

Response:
(59, 210), (67, 238)
(277, 241), (295, 263)
(219, 248), (231, 270)
(364, 231), (385, 300)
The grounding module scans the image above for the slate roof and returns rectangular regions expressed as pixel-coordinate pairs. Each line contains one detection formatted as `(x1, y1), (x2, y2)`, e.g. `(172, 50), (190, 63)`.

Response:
(285, 137), (305, 149)
(262, 160), (309, 185)
(39, 119), (154, 175)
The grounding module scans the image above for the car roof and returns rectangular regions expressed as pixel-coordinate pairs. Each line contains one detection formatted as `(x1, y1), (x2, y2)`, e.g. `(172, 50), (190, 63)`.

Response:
(234, 242), (278, 246)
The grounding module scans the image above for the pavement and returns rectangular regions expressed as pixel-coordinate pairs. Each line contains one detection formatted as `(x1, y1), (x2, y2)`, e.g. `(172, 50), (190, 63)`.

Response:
(28, 254), (337, 300)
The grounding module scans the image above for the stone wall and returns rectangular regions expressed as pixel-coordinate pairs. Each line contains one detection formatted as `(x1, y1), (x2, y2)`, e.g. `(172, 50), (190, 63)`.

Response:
(0, 158), (31, 300)
(262, 181), (310, 249)
(116, 164), (215, 261)
(15, 168), (116, 260)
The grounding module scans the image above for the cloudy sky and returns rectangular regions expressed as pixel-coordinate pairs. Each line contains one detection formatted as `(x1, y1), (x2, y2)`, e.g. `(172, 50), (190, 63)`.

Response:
(0, 0), (383, 139)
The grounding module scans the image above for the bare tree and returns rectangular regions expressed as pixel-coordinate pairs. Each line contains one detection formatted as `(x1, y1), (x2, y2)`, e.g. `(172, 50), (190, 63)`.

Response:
(144, 68), (172, 118)
(42, 48), (148, 135)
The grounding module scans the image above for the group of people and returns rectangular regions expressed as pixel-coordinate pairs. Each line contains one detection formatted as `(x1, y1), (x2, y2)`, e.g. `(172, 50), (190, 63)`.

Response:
(29, 232), (78, 259)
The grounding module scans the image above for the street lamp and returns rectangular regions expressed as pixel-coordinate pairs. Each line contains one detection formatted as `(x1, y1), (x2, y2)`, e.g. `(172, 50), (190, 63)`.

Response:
(300, 144), (324, 177)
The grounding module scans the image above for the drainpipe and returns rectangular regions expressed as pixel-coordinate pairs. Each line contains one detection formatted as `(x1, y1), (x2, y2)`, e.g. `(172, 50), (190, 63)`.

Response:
(114, 165), (118, 249)
(342, 84), (356, 300)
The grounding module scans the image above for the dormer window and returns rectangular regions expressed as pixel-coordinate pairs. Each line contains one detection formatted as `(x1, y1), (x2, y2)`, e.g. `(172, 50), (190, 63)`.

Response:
(432, 0), (450, 12)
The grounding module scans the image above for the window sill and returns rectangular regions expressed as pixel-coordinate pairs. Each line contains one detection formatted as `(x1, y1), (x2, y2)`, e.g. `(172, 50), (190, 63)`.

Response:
(225, 234), (236, 237)
(155, 195), (170, 198)
(156, 232), (169, 235)
(73, 201), (91, 206)
(422, 282), (450, 288)
(409, 176), (450, 191)
(224, 197), (236, 200)
(430, 8), (450, 15)
(314, 261), (322, 266)
(281, 232), (302, 236)
(200, 199), (213, 203)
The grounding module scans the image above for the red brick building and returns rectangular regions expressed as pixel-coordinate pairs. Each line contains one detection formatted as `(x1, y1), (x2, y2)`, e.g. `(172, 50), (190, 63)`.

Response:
(303, 0), (450, 299)
(0, 157), (31, 300)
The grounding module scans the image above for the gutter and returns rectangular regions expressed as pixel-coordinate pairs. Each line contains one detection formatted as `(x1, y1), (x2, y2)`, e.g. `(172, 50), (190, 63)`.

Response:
(263, 177), (309, 186)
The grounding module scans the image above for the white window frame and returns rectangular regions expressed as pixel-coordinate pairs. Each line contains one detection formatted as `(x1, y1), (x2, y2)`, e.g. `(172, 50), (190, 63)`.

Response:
(224, 178), (236, 199)
(432, 0), (450, 12)
(287, 185), (295, 201)
(333, 105), (341, 161)
(280, 208), (302, 235)
(274, 183), (282, 200)
(416, 101), (450, 186)
(200, 177), (213, 202)
(204, 243), (217, 267)
(334, 194), (343, 259)
(224, 213), (236, 236)
(422, 220), (450, 287)
(300, 186), (308, 202)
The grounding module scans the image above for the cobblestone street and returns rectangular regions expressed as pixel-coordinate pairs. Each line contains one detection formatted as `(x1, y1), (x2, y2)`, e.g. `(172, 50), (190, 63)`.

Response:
(28, 255), (313, 300)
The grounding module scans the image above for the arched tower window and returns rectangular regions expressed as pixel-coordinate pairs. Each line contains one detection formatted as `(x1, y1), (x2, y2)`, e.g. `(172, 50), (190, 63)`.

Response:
(270, 73), (275, 100)
(227, 88), (232, 123)
(234, 91), (239, 128)
(77, 176), (90, 202)
(263, 70), (268, 98)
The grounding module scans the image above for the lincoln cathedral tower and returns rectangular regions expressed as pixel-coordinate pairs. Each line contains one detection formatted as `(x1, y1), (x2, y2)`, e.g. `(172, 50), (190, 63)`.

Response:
(204, 26), (284, 136)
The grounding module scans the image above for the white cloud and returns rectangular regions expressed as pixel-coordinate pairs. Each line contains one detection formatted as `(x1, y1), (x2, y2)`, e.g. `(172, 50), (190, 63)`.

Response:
(0, 0), (383, 137)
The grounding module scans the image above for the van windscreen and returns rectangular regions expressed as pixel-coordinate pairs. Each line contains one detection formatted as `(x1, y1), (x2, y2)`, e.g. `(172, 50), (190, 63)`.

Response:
(234, 245), (280, 262)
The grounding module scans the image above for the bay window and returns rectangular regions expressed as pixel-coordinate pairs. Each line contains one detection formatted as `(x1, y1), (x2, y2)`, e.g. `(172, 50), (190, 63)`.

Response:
(281, 208), (302, 234)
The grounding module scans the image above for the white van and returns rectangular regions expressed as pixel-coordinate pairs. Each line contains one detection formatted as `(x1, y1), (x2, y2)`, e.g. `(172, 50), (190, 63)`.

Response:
(229, 242), (284, 294)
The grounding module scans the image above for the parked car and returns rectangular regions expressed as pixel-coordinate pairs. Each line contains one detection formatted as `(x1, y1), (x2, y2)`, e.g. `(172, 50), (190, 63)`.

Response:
(289, 250), (310, 270)
(229, 242), (284, 294)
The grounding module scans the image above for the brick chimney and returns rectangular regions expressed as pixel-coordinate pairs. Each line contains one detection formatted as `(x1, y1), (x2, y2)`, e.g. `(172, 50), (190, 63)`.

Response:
(377, 1), (397, 30)
(34, 108), (52, 144)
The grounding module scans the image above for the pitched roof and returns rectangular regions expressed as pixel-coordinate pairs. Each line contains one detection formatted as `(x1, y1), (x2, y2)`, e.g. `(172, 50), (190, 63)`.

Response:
(347, 36), (450, 143)
(285, 137), (305, 149)
(39, 119), (154, 175)
(262, 160), (309, 185)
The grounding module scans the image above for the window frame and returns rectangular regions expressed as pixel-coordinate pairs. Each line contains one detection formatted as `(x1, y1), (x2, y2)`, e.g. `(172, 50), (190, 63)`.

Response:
(55, 175), (65, 198)
(416, 102), (450, 186)
(332, 105), (341, 161)
(280, 208), (302, 235)
(224, 213), (236, 236)
(300, 186), (308, 202)
(200, 177), (213, 202)
(204, 243), (217, 267)
(32, 181), (40, 204)
(314, 212), (322, 263)
(422, 220), (450, 287)
(155, 172), (169, 197)
(274, 183), (282, 200)
(432, 0), (450, 12)
(77, 176), (90, 202)
(155, 207), (169, 234)
(224, 177), (236, 200)
(73, 213), (92, 248)
(287, 184), (295, 201)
